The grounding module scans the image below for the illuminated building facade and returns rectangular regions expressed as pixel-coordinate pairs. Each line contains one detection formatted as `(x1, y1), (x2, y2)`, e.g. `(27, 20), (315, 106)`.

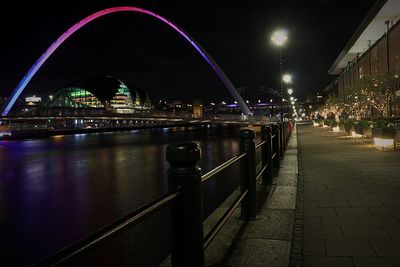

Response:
(325, 0), (400, 116)
(44, 75), (152, 115)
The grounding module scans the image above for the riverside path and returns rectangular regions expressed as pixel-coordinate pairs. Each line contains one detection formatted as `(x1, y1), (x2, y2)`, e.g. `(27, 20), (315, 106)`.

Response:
(298, 125), (400, 267)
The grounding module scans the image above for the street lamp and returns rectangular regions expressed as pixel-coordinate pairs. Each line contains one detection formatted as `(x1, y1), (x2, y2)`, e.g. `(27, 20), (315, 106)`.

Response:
(271, 30), (288, 46)
(282, 73), (292, 122)
(287, 88), (293, 95)
(282, 74), (292, 84)
(271, 29), (288, 122)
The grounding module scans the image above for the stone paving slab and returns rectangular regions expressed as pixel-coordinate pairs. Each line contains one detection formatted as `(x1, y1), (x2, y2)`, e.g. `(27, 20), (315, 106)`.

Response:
(325, 239), (376, 256)
(228, 238), (291, 267)
(298, 125), (400, 266)
(321, 215), (360, 227)
(303, 239), (326, 256)
(242, 209), (294, 240)
(266, 186), (297, 209)
(303, 256), (354, 267)
(353, 257), (400, 267)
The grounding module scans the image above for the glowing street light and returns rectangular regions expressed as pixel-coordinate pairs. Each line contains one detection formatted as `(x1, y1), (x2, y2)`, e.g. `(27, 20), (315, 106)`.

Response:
(282, 74), (292, 84)
(290, 96), (294, 101)
(287, 88), (293, 95)
(271, 29), (289, 122)
(271, 30), (288, 46)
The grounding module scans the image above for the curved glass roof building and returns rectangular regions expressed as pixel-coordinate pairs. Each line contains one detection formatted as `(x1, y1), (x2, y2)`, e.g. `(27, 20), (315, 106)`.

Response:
(46, 75), (152, 114)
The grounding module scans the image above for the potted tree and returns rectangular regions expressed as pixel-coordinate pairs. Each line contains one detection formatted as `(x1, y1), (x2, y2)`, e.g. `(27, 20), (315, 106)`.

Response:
(354, 120), (370, 136)
(344, 118), (356, 136)
(371, 119), (395, 140)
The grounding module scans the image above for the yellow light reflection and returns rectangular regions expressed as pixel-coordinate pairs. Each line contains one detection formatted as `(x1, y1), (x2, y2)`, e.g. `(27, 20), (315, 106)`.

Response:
(351, 131), (362, 138)
(373, 138), (394, 147)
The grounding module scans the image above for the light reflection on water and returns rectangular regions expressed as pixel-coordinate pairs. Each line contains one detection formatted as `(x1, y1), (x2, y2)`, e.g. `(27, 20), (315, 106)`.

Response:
(0, 126), (243, 266)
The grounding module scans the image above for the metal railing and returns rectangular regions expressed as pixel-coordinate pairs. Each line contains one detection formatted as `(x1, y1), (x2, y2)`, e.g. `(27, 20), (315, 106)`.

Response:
(33, 122), (293, 267)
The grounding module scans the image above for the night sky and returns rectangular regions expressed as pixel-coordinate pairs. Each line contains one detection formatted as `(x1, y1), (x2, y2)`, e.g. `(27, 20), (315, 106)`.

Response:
(1, 0), (376, 103)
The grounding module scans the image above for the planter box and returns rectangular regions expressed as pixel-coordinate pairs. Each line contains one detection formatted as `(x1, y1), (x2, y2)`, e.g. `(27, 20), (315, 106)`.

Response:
(371, 128), (395, 139)
(354, 124), (365, 135)
(344, 125), (353, 134)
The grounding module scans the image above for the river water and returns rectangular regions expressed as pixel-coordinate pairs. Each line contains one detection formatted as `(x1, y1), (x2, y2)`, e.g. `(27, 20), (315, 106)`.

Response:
(0, 125), (251, 266)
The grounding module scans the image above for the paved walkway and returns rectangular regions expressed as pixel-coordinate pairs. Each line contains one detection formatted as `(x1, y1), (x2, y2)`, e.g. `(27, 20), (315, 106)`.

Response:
(298, 125), (400, 267)
(203, 127), (299, 266)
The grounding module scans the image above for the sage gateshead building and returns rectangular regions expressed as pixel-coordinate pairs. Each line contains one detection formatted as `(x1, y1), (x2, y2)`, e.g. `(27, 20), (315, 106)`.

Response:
(39, 75), (152, 116)
(324, 0), (400, 117)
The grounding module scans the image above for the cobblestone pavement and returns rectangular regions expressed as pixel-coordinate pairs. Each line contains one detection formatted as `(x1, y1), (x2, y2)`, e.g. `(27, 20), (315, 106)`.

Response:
(298, 125), (400, 267)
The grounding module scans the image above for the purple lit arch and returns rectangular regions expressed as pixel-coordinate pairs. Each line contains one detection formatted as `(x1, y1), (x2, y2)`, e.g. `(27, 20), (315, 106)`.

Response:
(1, 6), (251, 116)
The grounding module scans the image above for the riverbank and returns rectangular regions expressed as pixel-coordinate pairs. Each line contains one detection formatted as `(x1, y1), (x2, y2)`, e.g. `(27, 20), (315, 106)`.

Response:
(0, 122), (207, 141)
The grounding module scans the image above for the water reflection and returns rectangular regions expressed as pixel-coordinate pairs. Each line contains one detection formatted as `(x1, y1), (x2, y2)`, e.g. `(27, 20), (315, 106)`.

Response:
(0, 126), (242, 266)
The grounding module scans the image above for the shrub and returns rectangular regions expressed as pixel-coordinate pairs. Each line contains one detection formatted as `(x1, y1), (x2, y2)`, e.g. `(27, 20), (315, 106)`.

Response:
(357, 120), (370, 129)
(344, 118), (356, 132)
(373, 118), (389, 129)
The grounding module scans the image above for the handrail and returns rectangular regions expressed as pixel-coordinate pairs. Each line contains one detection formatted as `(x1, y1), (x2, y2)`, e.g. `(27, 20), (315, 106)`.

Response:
(201, 153), (247, 183)
(256, 164), (268, 181)
(255, 140), (266, 149)
(203, 189), (248, 249)
(34, 191), (180, 266)
(32, 122), (293, 267)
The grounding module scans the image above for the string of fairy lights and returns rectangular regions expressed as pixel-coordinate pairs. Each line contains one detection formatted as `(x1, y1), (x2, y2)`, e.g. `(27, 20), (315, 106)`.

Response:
(317, 75), (396, 119)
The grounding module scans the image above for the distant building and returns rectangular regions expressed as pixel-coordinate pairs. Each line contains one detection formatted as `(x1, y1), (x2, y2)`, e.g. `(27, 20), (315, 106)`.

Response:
(192, 99), (203, 118)
(38, 75), (152, 116)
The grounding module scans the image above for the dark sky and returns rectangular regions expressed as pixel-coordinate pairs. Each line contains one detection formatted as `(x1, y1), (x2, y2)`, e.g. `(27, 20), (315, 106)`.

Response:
(1, 0), (376, 103)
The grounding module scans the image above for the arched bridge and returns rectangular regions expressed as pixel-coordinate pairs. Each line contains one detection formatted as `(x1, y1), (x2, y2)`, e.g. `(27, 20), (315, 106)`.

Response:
(1, 6), (251, 117)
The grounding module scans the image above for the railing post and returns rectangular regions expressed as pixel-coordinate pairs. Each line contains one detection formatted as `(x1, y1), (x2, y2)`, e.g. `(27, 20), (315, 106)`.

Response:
(240, 128), (257, 220)
(166, 143), (204, 267)
(271, 124), (281, 169)
(278, 122), (284, 157)
(285, 121), (289, 146)
(283, 122), (287, 148)
(261, 125), (273, 185)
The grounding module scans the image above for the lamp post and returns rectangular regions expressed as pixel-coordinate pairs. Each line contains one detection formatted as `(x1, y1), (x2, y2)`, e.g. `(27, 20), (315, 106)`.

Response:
(282, 73), (292, 121)
(271, 30), (288, 122)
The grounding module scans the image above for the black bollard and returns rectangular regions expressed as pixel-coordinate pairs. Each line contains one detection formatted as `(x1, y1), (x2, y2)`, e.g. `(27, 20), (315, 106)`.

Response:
(261, 125), (273, 185)
(240, 128), (257, 220)
(166, 143), (204, 267)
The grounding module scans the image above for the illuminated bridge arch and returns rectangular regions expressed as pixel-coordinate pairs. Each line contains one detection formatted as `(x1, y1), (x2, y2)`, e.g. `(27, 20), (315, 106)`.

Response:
(1, 6), (251, 116)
